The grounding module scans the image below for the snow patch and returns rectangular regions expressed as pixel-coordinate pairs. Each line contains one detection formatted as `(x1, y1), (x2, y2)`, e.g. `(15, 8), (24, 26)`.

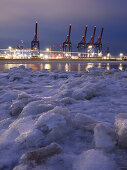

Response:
(20, 100), (54, 117)
(11, 92), (41, 116)
(72, 113), (97, 131)
(114, 113), (127, 148)
(73, 149), (118, 170)
(35, 106), (72, 142)
(94, 123), (117, 151)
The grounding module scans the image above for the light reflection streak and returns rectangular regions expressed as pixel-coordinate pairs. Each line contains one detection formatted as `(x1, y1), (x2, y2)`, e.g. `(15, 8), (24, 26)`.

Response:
(119, 63), (123, 71)
(58, 63), (62, 70)
(0, 62), (127, 72)
(98, 63), (101, 68)
(106, 63), (110, 70)
(65, 63), (71, 72)
(44, 64), (51, 70)
(40, 64), (44, 70)
(85, 63), (94, 71)
(78, 63), (81, 72)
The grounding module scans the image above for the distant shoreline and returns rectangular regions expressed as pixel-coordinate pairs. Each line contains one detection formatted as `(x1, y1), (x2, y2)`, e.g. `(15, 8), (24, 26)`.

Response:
(0, 59), (127, 63)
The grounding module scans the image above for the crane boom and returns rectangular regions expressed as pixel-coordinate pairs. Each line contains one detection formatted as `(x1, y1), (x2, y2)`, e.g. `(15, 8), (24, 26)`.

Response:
(99, 27), (103, 46)
(92, 26), (96, 46)
(83, 25), (88, 45)
(35, 22), (38, 45)
(68, 24), (71, 44)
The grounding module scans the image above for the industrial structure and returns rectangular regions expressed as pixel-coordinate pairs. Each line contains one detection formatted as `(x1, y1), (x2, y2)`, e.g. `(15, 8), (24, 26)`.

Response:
(94, 27), (103, 54)
(63, 24), (72, 56)
(77, 25), (88, 56)
(17, 40), (24, 50)
(77, 26), (103, 57)
(0, 22), (116, 60)
(31, 22), (40, 57)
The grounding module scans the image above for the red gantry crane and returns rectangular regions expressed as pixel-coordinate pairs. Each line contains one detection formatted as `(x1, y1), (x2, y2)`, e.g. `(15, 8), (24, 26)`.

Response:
(84, 26), (97, 57)
(77, 25), (88, 56)
(94, 27), (104, 54)
(77, 25), (104, 57)
(63, 24), (72, 56)
(91, 26), (96, 47)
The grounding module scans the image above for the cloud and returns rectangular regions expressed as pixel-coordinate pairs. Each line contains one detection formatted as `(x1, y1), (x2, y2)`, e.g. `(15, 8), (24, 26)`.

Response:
(0, 0), (126, 23)
(0, 0), (127, 54)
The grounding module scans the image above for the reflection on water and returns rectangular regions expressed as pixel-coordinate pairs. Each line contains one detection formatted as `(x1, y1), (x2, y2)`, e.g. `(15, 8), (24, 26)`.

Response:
(98, 63), (101, 68)
(78, 64), (81, 72)
(119, 63), (123, 71)
(0, 62), (126, 72)
(65, 64), (69, 72)
(44, 64), (51, 70)
(86, 63), (94, 71)
(65, 64), (71, 72)
(4, 64), (23, 70)
(58, 63), (62, 70)
(106, 63), (110, 70)
(31, 64), (41, 71)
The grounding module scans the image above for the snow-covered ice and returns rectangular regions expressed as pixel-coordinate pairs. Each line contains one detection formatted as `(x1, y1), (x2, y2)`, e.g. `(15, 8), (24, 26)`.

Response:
(0, 65), (127, 169)
(114, 113), (127, 148)
(73, 149), (118, 170)
(94, 123), (117, 151)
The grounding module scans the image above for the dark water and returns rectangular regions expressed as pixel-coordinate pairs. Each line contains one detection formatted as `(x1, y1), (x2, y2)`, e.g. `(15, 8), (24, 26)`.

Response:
(0, 62), (127, 72)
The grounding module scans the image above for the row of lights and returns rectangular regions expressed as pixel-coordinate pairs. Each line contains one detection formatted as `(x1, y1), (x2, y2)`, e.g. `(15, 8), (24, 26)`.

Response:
(0, 46), (125, 60)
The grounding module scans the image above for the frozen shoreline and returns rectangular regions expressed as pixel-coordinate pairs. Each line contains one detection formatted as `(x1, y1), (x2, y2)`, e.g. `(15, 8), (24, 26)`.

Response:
(0, 66), (127, 169)
(1, 59), (127, 64)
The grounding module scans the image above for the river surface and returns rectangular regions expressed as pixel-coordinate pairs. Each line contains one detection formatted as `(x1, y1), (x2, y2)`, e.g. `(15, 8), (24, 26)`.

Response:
(0, 61), (127, 72)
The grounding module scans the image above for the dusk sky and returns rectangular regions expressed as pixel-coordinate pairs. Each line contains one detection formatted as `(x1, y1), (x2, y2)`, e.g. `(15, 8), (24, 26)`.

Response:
(0, 0), (127, 55)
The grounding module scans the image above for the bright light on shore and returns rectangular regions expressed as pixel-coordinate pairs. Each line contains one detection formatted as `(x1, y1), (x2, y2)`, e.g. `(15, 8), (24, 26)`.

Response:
(78, 53), (81, 57)
(40, 53), (43, 57)
(92, 52), (95, 57)
(46, 48), (50, 52)
(44, 55), (48, 59)
(98, 52), (102, 57)
(8, 46), (12, 50)
(88, 45), (92, 49)
(107, 53), (110, 58)
(119, 53), (124, 58)
(65, 53), (69, 57)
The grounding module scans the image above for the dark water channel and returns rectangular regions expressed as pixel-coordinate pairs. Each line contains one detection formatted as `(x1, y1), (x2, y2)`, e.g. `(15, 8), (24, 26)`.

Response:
(0, 61), (127, 72)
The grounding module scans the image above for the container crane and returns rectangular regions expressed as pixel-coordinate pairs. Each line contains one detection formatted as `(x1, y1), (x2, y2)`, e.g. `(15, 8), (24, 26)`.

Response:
(86, 26), (96, 57)
(31, 22), (40, 57)
(94, 27), (104, 54)
(77, 25), (88, 57)
(63, 24), (72, 57)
